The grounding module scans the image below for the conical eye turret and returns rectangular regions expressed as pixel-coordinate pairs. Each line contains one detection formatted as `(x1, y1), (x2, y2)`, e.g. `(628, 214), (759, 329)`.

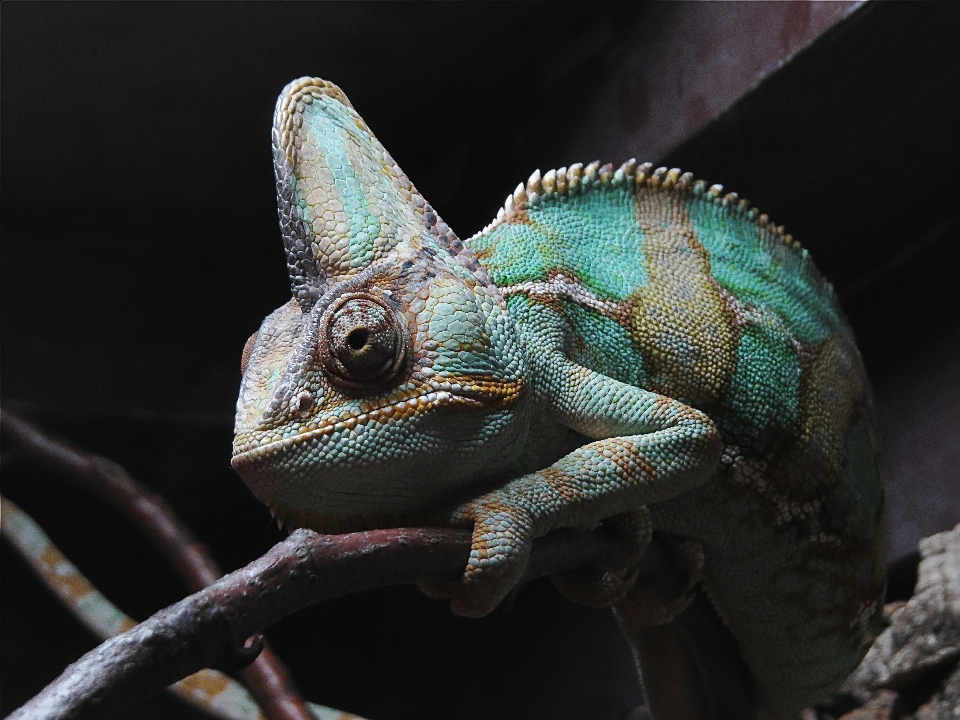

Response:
(319, 293), (408, 388)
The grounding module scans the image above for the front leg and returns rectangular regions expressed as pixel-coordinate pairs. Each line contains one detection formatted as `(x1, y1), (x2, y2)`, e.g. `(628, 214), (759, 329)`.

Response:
(442, 356), (722, 617)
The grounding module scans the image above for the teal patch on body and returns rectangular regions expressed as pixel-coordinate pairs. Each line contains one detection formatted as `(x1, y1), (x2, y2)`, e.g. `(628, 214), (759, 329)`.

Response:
(470, 222), (547, 287)
(686, 197), (838, 344)
(560, 300), (647, 388)
(824, 415), (884, 546)
(717, 319), (801, 451)
(302, 96), (380, 267)
(472, 187), (648, 299)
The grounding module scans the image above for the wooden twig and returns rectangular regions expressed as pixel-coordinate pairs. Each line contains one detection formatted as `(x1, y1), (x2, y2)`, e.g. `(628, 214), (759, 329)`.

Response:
(0, 494), (366, 720)
(12, 522), (631, 720)
(0, 409), (315, 720)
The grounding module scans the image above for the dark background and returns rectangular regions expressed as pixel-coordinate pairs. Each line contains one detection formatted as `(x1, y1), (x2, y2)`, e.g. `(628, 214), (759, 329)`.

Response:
(2, 3), (958, 719)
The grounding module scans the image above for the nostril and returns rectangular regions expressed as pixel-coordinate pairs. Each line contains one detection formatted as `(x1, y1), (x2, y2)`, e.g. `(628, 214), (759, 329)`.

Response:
(347, 328), (368, 350)
(293, 392), (314, 415)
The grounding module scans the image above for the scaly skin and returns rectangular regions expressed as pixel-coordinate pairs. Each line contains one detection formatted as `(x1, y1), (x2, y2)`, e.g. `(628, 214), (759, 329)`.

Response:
(232, 78), (886, 716)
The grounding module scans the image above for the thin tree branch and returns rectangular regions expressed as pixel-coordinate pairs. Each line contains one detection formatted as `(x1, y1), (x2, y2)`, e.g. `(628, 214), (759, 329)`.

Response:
(0, 409), (315, 720)
(0, 494), (366, 720)
(11, 521), (631, 720)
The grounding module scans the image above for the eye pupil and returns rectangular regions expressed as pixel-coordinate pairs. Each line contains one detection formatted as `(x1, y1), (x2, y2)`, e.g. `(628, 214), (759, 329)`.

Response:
(347, 328), (368, 350)
(323, 295), (408, 387)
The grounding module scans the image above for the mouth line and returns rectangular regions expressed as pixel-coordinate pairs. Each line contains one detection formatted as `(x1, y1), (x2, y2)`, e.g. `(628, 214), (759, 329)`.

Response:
(232, 376), (524, 465)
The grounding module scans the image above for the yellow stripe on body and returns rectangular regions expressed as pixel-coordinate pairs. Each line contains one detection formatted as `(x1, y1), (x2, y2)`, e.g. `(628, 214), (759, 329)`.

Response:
(631, 186), (739, 410)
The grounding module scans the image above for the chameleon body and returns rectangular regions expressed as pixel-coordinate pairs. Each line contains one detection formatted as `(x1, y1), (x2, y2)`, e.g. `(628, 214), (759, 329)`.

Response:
(232, 78), (886, 716)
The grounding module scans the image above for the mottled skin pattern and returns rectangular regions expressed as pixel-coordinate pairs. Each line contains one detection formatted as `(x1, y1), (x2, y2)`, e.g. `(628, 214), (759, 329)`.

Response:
(232, 78), (886, 716)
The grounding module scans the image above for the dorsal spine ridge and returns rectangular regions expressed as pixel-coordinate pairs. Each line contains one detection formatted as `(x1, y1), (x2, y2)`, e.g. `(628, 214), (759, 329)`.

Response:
(473, 159), (800, 253)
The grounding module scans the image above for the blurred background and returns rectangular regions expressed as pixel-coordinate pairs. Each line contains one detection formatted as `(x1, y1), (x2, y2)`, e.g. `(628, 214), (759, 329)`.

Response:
(2, 3), (958, 718)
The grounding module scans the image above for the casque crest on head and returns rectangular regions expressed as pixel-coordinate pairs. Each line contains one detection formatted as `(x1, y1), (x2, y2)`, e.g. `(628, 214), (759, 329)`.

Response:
(272, 77), (489, 307)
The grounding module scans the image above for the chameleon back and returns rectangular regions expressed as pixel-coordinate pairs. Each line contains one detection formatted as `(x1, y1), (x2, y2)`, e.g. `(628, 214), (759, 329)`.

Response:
(468, 163), (886, 713)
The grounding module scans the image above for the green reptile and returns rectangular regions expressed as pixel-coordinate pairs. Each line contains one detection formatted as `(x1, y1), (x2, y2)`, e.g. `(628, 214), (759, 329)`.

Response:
(232, 77), (886, 717)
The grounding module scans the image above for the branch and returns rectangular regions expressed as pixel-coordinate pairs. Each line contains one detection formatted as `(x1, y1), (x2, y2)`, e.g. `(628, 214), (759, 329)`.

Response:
(0, 409), (315, 720)
(12, 522), (631, 720)
(0, 494), (366, 720)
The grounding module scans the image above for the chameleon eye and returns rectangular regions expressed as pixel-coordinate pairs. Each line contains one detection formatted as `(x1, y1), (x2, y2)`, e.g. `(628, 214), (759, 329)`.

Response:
(320, 293), (408, 388)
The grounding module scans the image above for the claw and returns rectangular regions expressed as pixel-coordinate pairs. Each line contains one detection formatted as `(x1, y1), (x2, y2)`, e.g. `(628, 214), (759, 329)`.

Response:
(550, 507), (652, 607)
(419, 500), (537, 618)
(615, 532), (706, 626)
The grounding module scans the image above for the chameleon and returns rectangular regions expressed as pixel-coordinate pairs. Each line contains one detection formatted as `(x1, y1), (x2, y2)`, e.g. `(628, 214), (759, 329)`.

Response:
(231, 77), (886, 717)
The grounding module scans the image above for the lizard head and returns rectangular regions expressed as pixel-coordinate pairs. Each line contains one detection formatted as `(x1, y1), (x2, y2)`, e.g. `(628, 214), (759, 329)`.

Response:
(231, 78), (530, 532)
